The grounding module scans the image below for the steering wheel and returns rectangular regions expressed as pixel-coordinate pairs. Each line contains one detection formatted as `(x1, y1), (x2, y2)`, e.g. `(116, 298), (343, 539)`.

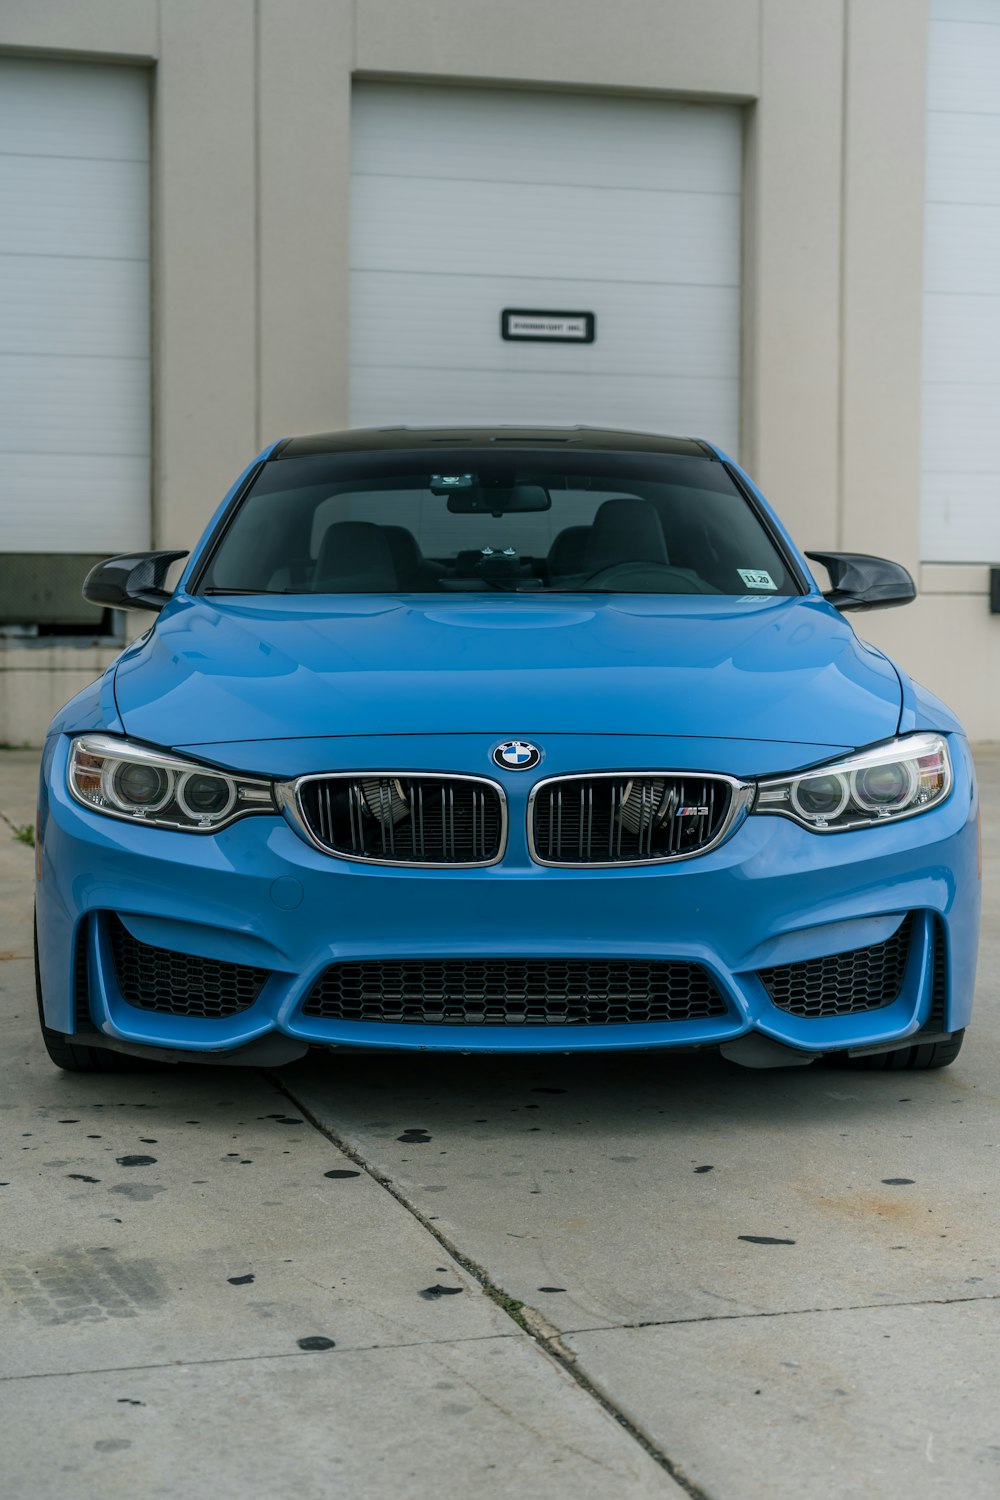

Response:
(579, 561), (713, 593)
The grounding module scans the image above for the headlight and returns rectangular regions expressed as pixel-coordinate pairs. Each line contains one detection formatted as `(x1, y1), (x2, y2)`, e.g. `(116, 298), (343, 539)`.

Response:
(68, 735), (275, 832)
(754, 734), (952, 833)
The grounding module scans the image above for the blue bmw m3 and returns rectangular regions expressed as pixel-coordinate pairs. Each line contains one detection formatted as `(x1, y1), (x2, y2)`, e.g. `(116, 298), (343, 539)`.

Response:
(34, 427), (980, 1074)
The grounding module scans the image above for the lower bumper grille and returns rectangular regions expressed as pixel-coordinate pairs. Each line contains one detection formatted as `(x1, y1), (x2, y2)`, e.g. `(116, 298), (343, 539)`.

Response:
(108, 915), (269, 1018)
(758, 914), (913, 1018)
(301, 957), (728, 1026)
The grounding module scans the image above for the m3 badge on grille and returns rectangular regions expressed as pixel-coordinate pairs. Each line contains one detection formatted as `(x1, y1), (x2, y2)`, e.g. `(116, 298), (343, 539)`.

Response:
(492, 741), (541, 771)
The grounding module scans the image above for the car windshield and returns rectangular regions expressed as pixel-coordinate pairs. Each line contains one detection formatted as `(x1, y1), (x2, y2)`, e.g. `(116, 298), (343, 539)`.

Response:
(196, 449), (800, 598)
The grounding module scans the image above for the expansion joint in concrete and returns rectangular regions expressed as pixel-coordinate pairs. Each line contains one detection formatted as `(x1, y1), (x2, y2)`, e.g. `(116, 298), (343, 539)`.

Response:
(270, 1072), (714, 1500)
(0, 1331), (521, 1386)
(561, 1289), (1000, 1336)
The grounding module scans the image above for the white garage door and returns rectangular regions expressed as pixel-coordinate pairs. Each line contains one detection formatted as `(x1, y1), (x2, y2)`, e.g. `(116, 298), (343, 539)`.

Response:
(922, 0), (1000, 561)
(350, 84), (742, 453)
(0, 57), (150, 554)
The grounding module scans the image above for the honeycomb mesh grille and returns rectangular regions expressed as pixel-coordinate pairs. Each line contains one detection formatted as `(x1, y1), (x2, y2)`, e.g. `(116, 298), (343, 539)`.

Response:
(298, 775), (504, 863)
(301, 957), (729, 1026)
(759, 915), (913, 1018)
(531, 775), (733, 864)
(108, 915), (269, 1018)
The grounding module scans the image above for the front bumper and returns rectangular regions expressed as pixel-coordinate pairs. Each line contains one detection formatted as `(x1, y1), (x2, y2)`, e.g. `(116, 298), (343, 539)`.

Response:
(35, 733), (981, 1057)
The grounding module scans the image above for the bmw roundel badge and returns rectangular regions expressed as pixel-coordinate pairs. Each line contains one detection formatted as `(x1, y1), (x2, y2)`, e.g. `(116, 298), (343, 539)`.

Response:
(492, 740), (541, 771)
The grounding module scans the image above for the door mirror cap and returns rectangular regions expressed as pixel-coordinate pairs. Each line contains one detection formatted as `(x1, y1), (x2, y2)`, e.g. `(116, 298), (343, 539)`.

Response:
(805, 551), (916, 612)
(82, 551), (189, 613)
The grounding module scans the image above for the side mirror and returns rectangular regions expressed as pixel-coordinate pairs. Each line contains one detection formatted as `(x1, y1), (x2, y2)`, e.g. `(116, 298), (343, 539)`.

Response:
(805, 551), (916, 612)
(82, 551), (189, 613)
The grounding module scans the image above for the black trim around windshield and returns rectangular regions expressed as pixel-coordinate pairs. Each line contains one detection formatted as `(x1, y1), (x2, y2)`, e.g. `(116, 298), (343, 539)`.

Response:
(722, 463), (810, 597)
(186, 461), (266, 596)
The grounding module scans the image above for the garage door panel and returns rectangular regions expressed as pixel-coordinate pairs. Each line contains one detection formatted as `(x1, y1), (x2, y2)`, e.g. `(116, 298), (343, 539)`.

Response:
(0, 58), (149, 161)
(0, 355), (150, 457)
(922, 3), (1000, 563)
(930, 0), (1000, 20)
(0, 156), (149, 260)
(352, 272), (738, 380)
(0, 58), (150, 559)
(0, 453), (150, 553)
(351, 83), (741, 445)
(352, 366), (740, 454)
(928, 16), (1000, 113)
(921, 472), (1000, 563)
(922, 383), (1000, 475)
(926, 113), (1000, 205)
(351, 175), (740, 286)
(0, 256), (149, 359)
(925, 204), (1000, 295)
(352, 83), (742, 195)
(923, 293), (1000, 384)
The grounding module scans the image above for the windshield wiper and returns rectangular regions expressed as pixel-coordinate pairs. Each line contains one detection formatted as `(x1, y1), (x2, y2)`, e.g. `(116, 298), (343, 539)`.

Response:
(201, 587), (311, 596)
(440, 581), (615, 594)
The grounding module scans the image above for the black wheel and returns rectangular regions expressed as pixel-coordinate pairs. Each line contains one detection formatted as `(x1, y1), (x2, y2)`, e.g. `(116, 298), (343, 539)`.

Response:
(836, 1030), (965, 1071)
(34, 915), (157, 1073)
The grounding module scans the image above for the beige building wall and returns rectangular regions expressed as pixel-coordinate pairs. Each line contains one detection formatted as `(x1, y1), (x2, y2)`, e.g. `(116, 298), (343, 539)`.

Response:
(0, 0), (995, 742)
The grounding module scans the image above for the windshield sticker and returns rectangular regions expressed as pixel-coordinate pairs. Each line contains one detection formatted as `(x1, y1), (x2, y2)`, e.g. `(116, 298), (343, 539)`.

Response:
(430, 474), (476, 493)
(737, 568), (777, 590)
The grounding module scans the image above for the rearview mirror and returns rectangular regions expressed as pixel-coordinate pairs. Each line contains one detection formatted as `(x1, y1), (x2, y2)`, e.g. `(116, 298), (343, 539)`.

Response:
(82, 551), (189, 613)
(805, 551), (915, 612)
(446, 483), (551, 515)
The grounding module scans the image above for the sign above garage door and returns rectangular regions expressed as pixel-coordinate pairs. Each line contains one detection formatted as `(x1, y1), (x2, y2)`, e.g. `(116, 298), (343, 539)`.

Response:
(501, 310), (596, 343)
(349, 83), (741, 454)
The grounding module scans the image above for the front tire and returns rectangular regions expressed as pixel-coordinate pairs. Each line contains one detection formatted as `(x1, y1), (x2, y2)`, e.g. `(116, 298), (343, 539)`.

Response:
(837, 1030), (965, 1071)
(34, 915), (156, 1073)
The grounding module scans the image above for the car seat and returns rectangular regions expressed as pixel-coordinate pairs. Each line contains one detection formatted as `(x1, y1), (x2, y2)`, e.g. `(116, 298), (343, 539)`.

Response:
(582, 498), (670, 574)
(313, 521), (399, 592)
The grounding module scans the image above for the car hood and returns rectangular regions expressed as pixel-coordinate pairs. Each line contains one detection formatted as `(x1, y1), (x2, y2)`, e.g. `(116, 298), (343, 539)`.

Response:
(112, 593), (902, 752)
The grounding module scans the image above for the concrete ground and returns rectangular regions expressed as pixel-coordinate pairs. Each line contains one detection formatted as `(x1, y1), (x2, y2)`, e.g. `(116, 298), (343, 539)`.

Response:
(2, 746), (998, 1499)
